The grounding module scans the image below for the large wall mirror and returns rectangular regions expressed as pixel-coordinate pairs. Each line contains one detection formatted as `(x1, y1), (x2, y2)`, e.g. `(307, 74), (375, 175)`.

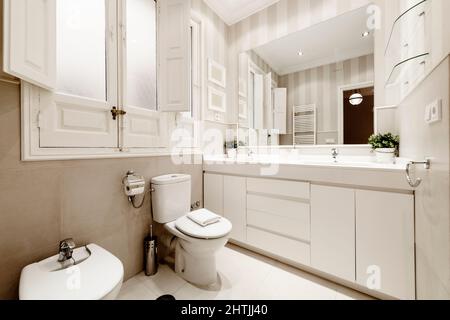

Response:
(237, 6), (375, 147)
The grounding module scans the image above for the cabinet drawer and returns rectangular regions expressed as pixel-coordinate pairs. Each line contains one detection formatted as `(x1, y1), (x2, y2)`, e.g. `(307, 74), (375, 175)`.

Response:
(247, 206), (310, 242)
(247, 178), (310, 200)
(247, 227), (310, 266)
(247, 194), (310, 219)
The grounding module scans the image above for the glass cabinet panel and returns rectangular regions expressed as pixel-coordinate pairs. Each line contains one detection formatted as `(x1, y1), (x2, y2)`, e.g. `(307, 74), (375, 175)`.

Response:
(125, 0), (157, 111)
(57, 0), (107, 101)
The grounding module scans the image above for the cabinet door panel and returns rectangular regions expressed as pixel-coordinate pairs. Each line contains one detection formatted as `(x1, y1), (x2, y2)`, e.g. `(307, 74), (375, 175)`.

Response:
(3, 0), (56, 90)
(356, 190), (415, 300)
(204, 173), (223, 216)
(224, 176), (246, 242)
(157, 0), (191, 112)
(311, 185), (355, 282)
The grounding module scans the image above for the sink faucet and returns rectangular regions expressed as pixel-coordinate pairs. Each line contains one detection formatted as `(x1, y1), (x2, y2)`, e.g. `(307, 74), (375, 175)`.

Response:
(58, 239), (76, 263)
(331, 148), (339, 162)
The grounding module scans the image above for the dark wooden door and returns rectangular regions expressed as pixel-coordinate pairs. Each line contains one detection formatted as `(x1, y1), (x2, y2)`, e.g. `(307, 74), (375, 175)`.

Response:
(343, 87), (374, 145)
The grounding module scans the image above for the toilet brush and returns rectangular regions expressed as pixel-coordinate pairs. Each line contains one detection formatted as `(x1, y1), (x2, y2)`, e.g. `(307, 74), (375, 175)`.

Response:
(144, 224), (158, 276)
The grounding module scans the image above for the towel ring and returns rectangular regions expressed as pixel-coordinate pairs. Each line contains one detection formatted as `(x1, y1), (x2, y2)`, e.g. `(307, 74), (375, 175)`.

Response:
(406, 159), (431, 188)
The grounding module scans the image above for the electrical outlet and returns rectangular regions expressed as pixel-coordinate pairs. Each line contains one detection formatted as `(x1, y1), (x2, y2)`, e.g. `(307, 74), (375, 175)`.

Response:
(425, 99), (442, 124)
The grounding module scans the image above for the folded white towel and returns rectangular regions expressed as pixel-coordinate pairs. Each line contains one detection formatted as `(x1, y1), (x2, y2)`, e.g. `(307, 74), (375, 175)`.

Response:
(187, 209), (221, 227)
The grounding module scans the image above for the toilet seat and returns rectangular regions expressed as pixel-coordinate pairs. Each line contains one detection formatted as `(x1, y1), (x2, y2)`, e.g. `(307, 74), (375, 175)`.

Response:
(175, 212), (232, 240)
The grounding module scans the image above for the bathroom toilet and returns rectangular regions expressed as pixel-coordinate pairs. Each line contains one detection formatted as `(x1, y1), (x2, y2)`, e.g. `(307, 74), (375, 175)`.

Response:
(151, 174), (232, 286)
(19, 244), (123, 300)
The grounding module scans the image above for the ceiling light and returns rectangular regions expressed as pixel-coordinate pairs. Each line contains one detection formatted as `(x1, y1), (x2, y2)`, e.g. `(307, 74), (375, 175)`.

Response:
(349, 93), (363, 106)
(297, 51), (303, 56)
(362, 31), (370, 38)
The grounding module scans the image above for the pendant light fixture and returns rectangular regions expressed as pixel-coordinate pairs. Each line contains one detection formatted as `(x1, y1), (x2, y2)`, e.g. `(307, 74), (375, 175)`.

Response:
(349, 92), (363, 106)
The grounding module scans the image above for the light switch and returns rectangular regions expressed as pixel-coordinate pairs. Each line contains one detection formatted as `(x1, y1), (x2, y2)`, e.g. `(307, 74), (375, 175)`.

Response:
(425, 99), (442, 124)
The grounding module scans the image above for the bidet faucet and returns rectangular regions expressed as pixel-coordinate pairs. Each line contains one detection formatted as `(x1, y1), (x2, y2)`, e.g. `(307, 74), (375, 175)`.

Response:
(58, 238), (76, 263)
(331, 148), (339, 161)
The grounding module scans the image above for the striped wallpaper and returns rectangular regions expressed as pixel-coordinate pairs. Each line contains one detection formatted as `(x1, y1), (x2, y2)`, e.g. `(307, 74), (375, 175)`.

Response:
(279, 54), (374, 142)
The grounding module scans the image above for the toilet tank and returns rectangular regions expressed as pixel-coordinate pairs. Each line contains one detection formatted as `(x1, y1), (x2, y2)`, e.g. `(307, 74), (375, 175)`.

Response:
(151, 174), (191, 223)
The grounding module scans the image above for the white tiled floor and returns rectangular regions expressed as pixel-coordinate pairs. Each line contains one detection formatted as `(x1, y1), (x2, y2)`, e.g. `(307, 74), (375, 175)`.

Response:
(117, 244), (374, 300)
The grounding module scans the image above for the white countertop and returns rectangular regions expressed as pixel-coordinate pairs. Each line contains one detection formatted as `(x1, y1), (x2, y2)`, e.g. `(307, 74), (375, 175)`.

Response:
(203, 155), (413, 191)
(204, 155), (409, 172)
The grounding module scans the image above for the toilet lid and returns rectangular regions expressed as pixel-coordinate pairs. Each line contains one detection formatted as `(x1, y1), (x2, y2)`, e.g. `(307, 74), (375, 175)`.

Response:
(175, 213), (232, 240)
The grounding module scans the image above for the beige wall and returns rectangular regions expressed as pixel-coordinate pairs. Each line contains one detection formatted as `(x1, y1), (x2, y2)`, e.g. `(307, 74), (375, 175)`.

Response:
(396, 57), (450, 299)
(279, 54), (374, 143)
(372, 0), (450, 298)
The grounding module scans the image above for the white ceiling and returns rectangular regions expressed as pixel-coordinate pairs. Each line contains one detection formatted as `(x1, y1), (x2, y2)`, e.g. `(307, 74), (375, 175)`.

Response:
(253, 6), (374, 75)
(204, 0), (280, 26)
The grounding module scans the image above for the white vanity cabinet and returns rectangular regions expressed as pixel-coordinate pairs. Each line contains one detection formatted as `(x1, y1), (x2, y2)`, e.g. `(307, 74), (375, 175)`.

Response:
(355, 190), (415, 300)
(310, 185), (415, 299)
(311, 185), (356, 282)
(203, 170), (416, 300)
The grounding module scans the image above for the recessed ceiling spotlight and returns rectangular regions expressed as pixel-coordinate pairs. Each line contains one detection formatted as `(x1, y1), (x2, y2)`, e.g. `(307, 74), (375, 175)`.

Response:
(297, 51), (304, 56)
(362, 31), (370, 38)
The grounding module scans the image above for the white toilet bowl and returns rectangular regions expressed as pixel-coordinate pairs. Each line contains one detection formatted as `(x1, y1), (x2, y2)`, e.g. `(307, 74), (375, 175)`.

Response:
(165, 213), (232, 286)
(19, 244), (123, 300)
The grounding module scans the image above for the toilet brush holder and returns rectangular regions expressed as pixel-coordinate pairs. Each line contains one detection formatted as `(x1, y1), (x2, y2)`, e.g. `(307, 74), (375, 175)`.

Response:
(144, 236), (158, 276)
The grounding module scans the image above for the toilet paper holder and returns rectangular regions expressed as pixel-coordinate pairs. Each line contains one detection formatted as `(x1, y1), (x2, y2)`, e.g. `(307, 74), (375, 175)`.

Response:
(122, 171), (148, 208)
(122, 171), (146, 197)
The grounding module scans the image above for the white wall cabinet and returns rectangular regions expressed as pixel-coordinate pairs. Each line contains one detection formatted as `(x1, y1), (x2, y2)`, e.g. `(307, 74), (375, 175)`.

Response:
(311, 185), (356, 282)
(223, 176), (246, 242)
(356, 190), (415, 300)
(3, 0), (56, 90)
(203, 173), (223, 217)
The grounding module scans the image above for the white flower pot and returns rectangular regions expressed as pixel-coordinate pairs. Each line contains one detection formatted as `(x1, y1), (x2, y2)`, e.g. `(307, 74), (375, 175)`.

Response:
(375, 148), (396, 164)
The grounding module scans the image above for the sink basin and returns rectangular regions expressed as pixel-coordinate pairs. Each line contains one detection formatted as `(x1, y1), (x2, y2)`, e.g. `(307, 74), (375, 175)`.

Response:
(19, 244), (124, 300)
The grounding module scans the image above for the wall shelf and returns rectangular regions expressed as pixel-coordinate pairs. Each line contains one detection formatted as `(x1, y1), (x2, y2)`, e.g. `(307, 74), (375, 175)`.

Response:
(384, 0), (429, 57)
(386, 53), (429, 87)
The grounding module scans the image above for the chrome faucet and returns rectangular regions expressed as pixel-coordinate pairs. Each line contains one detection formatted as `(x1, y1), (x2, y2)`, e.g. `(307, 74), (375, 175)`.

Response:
(331, 148), (339, 162)
(58, 239), (76, 263)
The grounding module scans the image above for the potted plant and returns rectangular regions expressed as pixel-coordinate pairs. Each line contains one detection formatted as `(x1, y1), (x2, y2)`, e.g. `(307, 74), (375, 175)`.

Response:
(224, 139), (238, 158)
(368, 133), (400, 163)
